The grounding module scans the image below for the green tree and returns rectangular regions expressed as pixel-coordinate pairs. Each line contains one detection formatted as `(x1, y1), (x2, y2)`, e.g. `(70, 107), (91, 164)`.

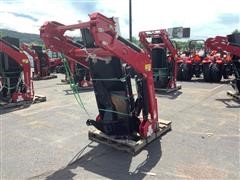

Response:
(131, 36), (140, 46)
(232, 29), (240, 34)
(0, 31), (4, 38)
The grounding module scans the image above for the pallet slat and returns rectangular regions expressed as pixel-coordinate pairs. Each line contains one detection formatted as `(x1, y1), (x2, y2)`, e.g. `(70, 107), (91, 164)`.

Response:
(33, 75), (57, 81)
(0, 94), (46, 110)
(227, 91), (240, 101)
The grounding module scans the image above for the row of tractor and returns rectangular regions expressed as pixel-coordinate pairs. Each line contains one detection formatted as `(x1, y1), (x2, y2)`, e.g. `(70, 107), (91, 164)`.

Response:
(1, 12), (239, 153)
(176, 40), (234, 82)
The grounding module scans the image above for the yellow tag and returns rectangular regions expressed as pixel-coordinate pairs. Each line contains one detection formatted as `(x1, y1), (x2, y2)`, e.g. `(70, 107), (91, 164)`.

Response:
(145, 64), (151, 71)
(22, 59), (29, 64)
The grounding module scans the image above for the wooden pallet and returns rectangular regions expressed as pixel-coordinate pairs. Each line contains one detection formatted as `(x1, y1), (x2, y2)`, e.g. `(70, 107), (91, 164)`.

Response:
(155, 84), (181, 94)
(88, 119), (171, 154)
(61, 79), (69, 83)
(0, 94), (46, 110)
(33, 75), (57, 81)
(33, 95), (47, 103)
(227, 91), (240, 101)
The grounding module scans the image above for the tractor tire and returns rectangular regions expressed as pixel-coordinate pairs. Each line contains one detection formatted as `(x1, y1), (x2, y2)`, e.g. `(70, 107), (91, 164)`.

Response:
(181, 63), (192, 81)
(177, 63), (183, 81)
(210, 63), (222, 82)
(222, 71), (229, 79)
(236, 80), (240, 94)
(222, 65), (231, 79)
(194, 64), (202, 78)
(203, 63), (211, 82)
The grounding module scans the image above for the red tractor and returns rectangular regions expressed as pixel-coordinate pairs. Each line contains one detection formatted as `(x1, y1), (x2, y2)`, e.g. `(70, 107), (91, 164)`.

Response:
(176, 51), (193, 81)
(61, 59), (93, 89)
(0, 36), (46, 110)
(139, 29), (181, 93)
(205, 34), (240, 100)
(40, 12), (171, 153)
(21, 43), (57, 80)
(203, 37), (233, 82)
(177, 40), (205, 81)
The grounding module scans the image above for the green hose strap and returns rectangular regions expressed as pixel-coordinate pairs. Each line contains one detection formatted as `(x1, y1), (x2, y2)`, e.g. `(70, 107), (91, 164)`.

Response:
(92, 77), (126, 82)
(98, 108), (130, 117)
(62, 56), (90, 117)
(2, 85), (17, 90)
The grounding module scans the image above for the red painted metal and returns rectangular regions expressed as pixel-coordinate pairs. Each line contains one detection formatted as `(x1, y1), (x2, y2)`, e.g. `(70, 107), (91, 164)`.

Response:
(21, 43), (41, 77)
(205, 36), (240, 57)
(40, 12), (158, 138)
(0, 39), (34, 102)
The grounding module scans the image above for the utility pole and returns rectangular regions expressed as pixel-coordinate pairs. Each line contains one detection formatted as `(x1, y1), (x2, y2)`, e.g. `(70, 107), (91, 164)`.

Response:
(129, 0), (132, 42)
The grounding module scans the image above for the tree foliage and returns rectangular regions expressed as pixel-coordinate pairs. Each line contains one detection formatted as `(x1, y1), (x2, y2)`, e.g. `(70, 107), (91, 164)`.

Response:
(232, 29), (240, 34)
(0, 29), (43, 45)
(0, 31), (4, 38)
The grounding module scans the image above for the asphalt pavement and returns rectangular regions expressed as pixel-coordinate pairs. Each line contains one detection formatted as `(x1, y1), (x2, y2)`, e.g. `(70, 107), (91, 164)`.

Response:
(1, 74), (239, 179)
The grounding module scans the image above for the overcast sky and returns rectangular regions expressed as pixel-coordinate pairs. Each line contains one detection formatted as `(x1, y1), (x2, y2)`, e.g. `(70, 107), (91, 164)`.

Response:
(0, 0), (239, 39)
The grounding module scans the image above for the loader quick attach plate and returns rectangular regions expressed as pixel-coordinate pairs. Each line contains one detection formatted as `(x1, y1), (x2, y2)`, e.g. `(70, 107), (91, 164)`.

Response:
(88, 119), (171, 155)
(155, 84), (181, 94)
(227, 91), (240, 101)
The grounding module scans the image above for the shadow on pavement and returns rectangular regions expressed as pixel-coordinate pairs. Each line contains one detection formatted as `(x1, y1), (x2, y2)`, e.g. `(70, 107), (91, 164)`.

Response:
(156, 90), (182, 100)
(182, 78), (232, 84)
(46, 139), (162, 180)
(0, 104), (31, 115)
(63, 88), (93, 95)
(215, 98), (240, 108)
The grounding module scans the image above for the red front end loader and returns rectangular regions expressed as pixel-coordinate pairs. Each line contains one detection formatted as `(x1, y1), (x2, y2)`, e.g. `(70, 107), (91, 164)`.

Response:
(40, 13), (171, 153)
(21, 43), (57, 80)
(0, 36), (46, 111)
(139, 29), (181, 93)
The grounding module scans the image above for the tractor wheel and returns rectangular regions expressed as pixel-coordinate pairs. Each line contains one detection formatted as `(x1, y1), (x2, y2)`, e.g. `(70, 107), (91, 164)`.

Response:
(236, 80), (240, 94)
(177, 63), (183, 81)
(222, 71), (229, 79)
(56, 66), (59, 73)
(222, 65), (231, 79)
(194, 64), (202, 78)
(203, 63), (211, 82)
(181, 63), (192, 81)
(211, 63), (222, 82)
